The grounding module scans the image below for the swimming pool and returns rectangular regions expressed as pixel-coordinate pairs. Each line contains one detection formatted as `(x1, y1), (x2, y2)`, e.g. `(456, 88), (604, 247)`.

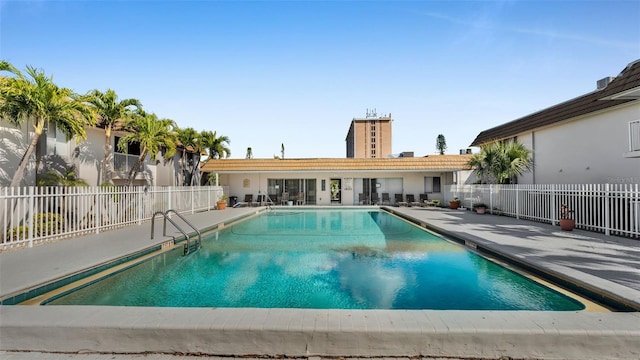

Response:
(46, 209), (584, 310)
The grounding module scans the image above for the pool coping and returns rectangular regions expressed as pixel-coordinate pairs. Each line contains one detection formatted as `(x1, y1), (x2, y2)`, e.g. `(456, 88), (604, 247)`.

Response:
(2, 206), (640, 359)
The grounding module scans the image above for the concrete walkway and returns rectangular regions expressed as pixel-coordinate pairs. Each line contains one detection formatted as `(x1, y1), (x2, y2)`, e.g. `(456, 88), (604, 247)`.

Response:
(1, 205), (639, 360)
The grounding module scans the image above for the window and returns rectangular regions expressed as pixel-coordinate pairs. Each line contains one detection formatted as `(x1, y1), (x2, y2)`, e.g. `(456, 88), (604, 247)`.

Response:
(424, 176), (441, 193)
(114, 136), (141, 155)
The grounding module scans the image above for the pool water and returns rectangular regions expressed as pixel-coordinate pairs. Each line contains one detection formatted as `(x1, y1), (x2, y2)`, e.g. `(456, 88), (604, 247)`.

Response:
(47, 209), (584, 310)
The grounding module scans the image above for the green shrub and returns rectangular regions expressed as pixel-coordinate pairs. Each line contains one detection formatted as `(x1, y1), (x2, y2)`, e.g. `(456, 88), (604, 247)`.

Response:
(34, 212), (64, 236)
(7, 225), (29, 241)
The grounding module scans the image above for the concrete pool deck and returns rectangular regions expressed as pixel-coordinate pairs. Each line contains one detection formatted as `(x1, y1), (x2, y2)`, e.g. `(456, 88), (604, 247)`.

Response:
(1, 205), (639, 360)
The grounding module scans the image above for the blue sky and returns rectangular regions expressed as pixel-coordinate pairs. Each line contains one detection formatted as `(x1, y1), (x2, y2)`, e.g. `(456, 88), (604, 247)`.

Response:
(1, 1), (639, 159)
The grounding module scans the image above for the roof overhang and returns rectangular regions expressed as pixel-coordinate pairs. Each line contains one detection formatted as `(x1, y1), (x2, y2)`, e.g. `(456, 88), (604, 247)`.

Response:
(600, 86), (640, 100)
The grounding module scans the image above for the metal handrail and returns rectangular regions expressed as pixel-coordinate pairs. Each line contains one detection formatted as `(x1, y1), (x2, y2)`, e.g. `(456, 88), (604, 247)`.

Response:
(165, 209), (201, 251)
(150, 210), (198, 255)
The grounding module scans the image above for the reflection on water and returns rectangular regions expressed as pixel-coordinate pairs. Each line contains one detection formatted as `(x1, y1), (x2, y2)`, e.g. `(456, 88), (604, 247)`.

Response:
(48, 210), (584, 310)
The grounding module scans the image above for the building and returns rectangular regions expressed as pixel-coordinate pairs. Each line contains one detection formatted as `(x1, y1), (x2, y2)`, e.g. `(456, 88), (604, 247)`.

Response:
(0, 119), (198, 187)
(471, 59), (640, 184)
(345, 109), (392, 158)
(200, 155), (473, 206)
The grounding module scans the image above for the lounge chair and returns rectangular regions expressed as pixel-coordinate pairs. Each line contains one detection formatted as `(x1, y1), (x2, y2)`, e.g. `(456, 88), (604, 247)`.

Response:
(234, 194), (252, 208)
(253, 194), (266, 207)
(419, 193), (437, 207)
(280, 192), (289, 205)
(370, 192), (379, 205)
(381, 192), (390, 205)
(395, 194), (408, 207)
(406, 194), (421, 207)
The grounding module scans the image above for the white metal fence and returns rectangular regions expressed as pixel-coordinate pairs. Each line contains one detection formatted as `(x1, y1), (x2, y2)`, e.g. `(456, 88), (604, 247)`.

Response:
(0, 186), (225, 250)
(447, 184), (640, 239)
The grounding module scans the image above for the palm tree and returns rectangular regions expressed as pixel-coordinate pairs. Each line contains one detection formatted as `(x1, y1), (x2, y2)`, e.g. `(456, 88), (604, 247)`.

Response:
(436, 134), (447, 155)
(468, 140), (533, 184)
(189, 132), (207, 186)
(37, 165), (89, 187)
(175, 126), (199, 186)
(82, 89), (141, 185)
(118, 111), (177, 186)
(0, 61), (96, 187)
(200, 130), (231, 160)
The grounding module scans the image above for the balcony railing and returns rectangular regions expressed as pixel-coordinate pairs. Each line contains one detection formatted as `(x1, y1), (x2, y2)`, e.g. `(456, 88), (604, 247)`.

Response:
(113, 153), (146, 178)
(630, 120), (640, 152)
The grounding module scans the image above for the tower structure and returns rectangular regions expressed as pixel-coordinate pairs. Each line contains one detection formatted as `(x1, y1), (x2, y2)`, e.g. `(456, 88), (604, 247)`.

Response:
(345, 109), (392, 158)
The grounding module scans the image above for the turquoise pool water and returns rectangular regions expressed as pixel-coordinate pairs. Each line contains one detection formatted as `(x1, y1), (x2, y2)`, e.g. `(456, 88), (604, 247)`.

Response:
(47, 209), (584, 310)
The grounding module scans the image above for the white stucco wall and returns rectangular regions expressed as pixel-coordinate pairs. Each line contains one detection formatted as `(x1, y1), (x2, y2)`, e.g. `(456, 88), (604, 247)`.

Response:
(0, 119), (36, 186)
(75, 128), (103, 186)
(215, 171), (452, 205)
(516, 133), (535, 184)
(527, 102), (640, 184)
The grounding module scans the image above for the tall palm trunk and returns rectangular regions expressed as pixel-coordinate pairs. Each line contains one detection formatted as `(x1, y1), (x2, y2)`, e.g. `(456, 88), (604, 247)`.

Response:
(181, 149), (188, 186)
(126, 150), (147, 187)
(190, 157), (200, 186)
(10, 122), (44, 187)
(101, 125), (113, 185)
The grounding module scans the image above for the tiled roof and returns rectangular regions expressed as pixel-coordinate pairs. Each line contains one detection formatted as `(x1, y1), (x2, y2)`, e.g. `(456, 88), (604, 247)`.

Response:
(200, 155), (473, 173)
(599, 59), (640, 99)
(470, 60), (640, 146)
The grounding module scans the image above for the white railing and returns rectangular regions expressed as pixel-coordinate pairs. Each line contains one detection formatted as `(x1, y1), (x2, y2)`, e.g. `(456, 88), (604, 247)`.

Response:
(0, 186), (225, 250)
(447, 183), (640, 239)
(630, 120), (640, 152)
(113, 153), (146, 178)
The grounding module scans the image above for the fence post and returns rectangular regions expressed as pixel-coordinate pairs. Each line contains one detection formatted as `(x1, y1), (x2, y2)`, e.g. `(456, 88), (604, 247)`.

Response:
(515, 185), (520, 220)
(137, 187), (143, 225)
(28, 186), (34, 248)
(489, 185), (493, 215)
(551, 184), (556, 226)
(605, 183), (610, 236)
(168, 187), (172, 212)
(95, 187), (100, 234)
(191, 186), (195, 214)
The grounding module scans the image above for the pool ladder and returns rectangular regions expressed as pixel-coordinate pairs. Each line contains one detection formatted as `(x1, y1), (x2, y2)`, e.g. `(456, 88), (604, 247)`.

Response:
(151, 210), (202, 255)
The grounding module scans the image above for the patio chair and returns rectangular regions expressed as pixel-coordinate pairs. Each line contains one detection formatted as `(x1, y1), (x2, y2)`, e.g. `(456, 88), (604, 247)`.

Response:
(395, 194), (408, 207)
(381, 192), (390, 205)
(407, 194), (421, 207)
(370, 192), (379, 205)
(296, 192), (305, 205)
(280, 192), (289, 205)
(235, 194), (252, 207)
(419, 193), (436, 207)
(358, 193), (367, 205)
(253, 194), (265, 207)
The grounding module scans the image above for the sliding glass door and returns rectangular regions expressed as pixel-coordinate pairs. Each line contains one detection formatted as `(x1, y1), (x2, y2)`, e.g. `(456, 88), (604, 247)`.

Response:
(267, 178), (316, 205)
